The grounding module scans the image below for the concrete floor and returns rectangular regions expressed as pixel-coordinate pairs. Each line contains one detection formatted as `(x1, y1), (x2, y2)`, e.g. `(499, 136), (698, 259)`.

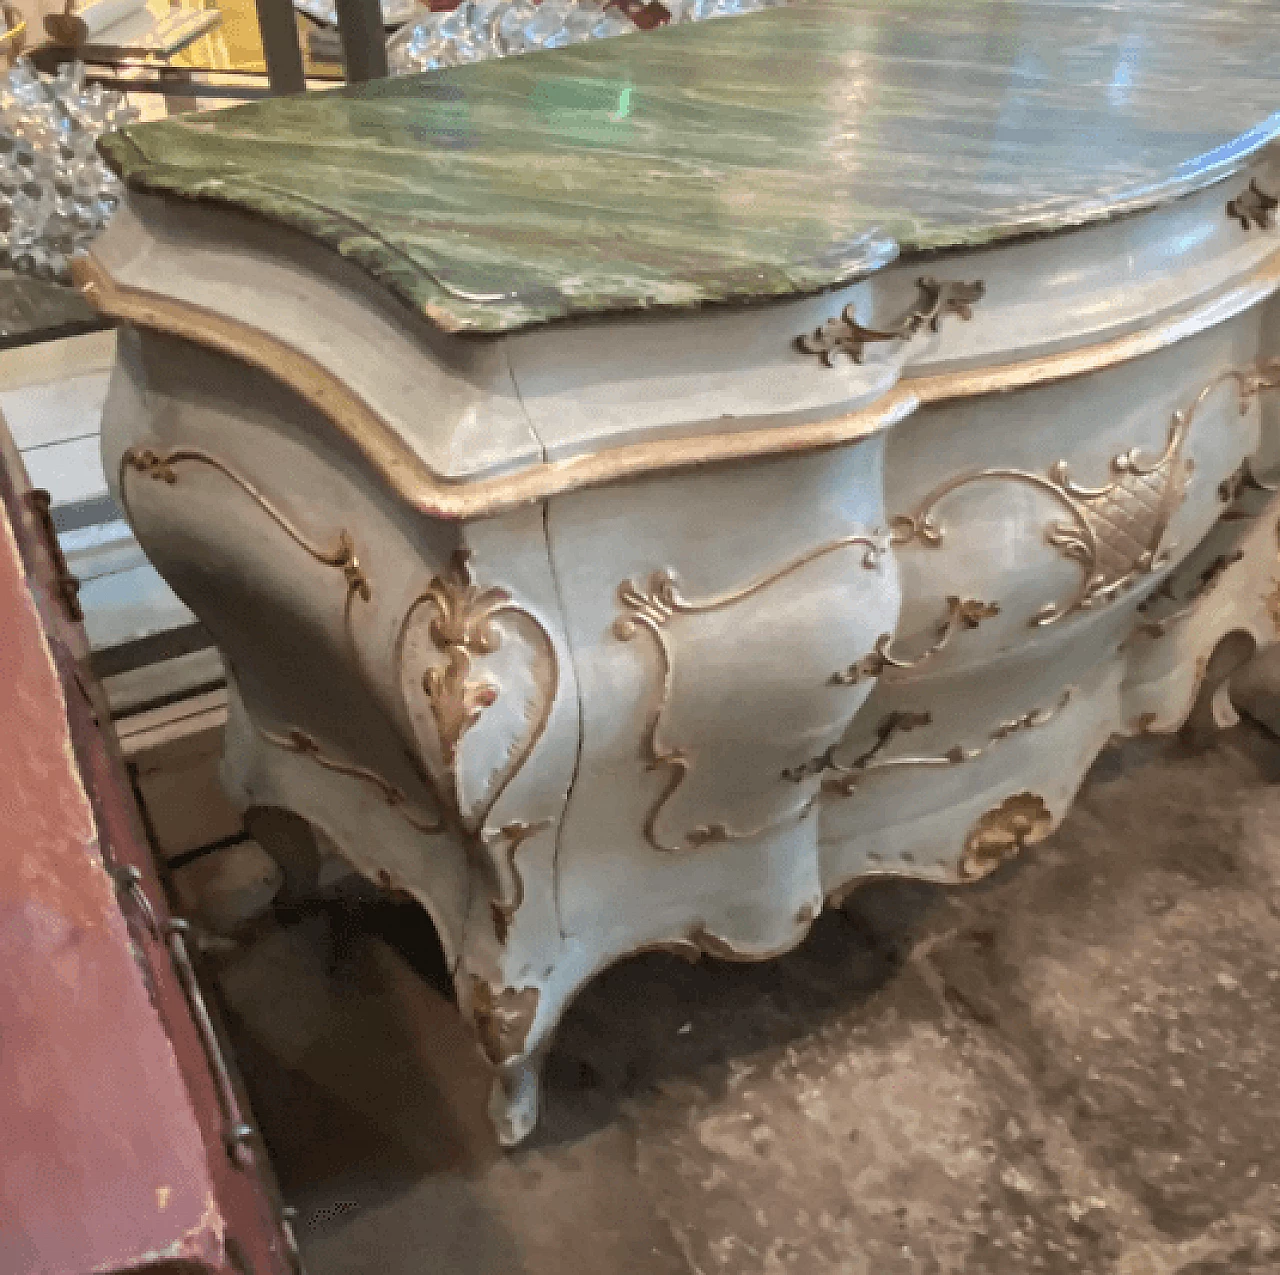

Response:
(212, 721), (1280, 1275)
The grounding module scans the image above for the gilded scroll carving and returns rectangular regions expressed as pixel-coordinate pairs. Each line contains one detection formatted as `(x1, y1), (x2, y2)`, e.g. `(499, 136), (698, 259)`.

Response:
(396, 549), (558, 835)
(119, 446), (371, 607)
(959, 793), (1053, 881)
(1226, 179), (1278, 231)
(831, 596), (999, 685)
(797, 276), (985, 366)
(258, 725), (442, 834)
(786, 689), (1073, 797)
(613, 535), (886, 852)
(891, 361), (1280, 627)
(483, 819), (553, 942)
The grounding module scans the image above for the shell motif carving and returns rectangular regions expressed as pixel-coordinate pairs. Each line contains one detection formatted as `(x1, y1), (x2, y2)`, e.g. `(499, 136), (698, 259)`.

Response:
(470, 978), (540, 1066)
(397, 550), (558, 833)
(959, 792), (1053, 880)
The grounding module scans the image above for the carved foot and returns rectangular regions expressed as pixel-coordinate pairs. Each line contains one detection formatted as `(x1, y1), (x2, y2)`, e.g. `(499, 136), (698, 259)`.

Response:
(1185, 630), (1257, 732)
(488, 1054), (545, 1148)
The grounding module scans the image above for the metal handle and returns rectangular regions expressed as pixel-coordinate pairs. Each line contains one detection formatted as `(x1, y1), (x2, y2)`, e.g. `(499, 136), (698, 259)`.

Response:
(796, 275), (986, 367)
(115, 866), (258, 1170)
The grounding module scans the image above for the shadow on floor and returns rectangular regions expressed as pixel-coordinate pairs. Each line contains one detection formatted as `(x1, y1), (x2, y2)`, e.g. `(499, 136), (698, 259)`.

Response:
(209, 724), (1280, 1275)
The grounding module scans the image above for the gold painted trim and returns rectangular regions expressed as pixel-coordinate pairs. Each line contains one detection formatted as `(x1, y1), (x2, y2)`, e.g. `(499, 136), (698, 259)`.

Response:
(259, 725), (443, 835)
(613, 535), (885, 852)
(74, 248), (1280, 521)
(786, 689), (1073, 796)
(394, 549), (559, 835)
(483, 819), (552, 942)
(892, 361), (1280, 627)
(120, 445), (371, 605)
(831, 595), (999, 685)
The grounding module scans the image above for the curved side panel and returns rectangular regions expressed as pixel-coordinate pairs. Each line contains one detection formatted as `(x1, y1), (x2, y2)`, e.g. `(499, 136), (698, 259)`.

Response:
(99, 329), (581, 977)
(546, 437), (900, 955)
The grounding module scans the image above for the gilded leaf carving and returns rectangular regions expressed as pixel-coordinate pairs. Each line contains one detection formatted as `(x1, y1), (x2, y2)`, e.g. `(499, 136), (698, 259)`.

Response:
(892, 361), (1280, 626)
(397, 549), (559, 838)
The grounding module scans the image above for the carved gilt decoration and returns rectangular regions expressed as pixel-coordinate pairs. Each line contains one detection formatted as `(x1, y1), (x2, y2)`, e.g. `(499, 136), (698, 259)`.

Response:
(396, 549), (558, 834)
(119, 446), (371, 608)
(613, 534), (886, 852)
(798, 276), (985, 366)
(258, 725), (442, 834)
(959, 792), (1053, 881)
(483, 819), (553, 942)
(414, 549), (511, 768)
(892, 362), (1280, 627)
(470, 979), (540, 1066)
(832, 595), (1000, 685)
(1226, 179), (1278, 231)
(786, 689), (1073, 797)
(797, 275), (985, 366)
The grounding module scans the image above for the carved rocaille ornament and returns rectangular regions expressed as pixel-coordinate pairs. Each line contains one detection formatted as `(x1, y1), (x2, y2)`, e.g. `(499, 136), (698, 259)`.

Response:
(1131, 549), (1245, 640)
(959, 793), (1053, 880)
(483, 819), (553, 942)
(796, 275), (985, 366)
(892, 361), (1280, 627)
(120, 445), (372, 606)
(832, 595), (1000, 685)
(397, 548), (558, 837)
(613, 534), (885, 852)
(786, 689), (1072, 796)
(258, 725), (442, 834)
(470, 979), (540, 1067)
(415, 549), (510, 768)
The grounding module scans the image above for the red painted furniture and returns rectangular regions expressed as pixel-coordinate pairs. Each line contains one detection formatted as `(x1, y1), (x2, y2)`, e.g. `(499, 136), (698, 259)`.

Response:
(0, 420), (298, 1275)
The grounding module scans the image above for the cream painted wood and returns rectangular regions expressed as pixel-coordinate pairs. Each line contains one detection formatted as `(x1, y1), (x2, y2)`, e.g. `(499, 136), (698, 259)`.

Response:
(95, 149), (1280, 1146)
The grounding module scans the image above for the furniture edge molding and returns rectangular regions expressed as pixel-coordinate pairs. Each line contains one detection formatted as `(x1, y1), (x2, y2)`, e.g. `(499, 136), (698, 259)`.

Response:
(74, 247), (1280, 522)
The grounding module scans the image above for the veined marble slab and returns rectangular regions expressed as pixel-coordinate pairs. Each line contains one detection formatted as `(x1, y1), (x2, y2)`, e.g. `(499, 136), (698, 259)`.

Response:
(97, 0), (1280, 333)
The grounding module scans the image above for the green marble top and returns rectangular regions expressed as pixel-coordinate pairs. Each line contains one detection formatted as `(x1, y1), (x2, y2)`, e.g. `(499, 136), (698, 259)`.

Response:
(99, 0), (1280, 335)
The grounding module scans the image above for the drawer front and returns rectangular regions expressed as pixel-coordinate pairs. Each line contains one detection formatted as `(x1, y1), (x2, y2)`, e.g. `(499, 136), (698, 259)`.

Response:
(548, 439), (899, 942)
(878, 314), (1269, 678)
